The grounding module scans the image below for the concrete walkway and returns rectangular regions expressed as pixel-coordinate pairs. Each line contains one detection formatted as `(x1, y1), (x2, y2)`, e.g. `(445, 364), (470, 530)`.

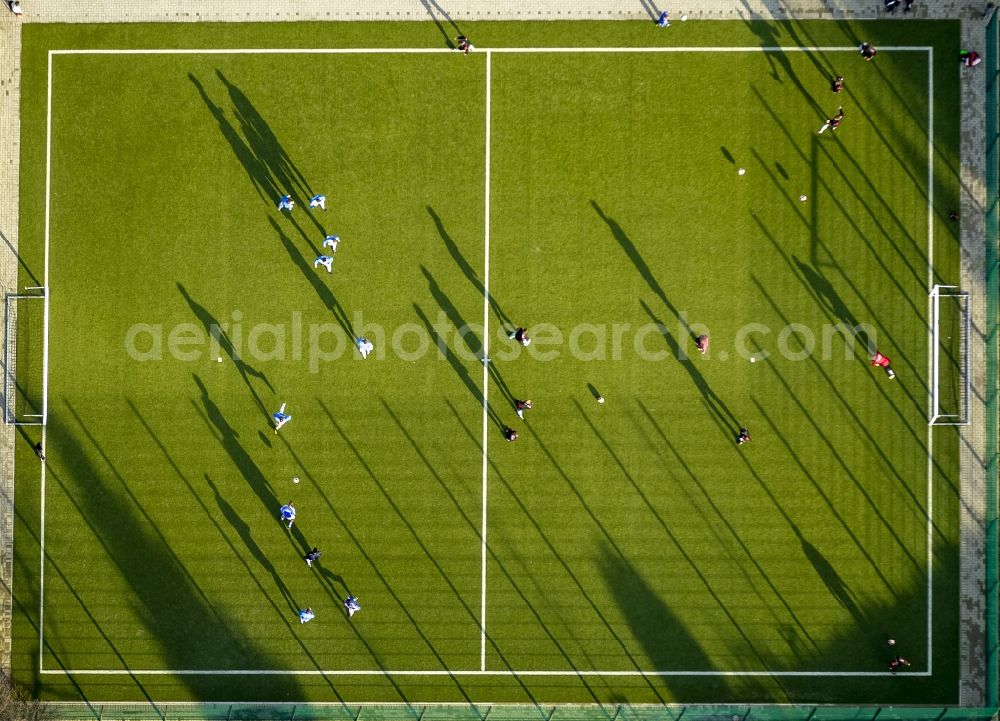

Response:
(0, 0), (992, 707)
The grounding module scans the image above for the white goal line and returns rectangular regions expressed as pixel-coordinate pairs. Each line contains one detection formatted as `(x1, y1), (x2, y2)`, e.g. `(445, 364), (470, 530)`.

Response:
(48, 46), (933, 56)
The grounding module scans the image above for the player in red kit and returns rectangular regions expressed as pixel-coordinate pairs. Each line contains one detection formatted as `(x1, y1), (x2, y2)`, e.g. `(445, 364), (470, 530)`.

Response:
(872, 351), (895, 379)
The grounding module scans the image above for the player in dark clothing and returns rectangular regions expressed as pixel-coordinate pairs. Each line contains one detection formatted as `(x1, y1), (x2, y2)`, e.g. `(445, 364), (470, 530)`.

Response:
(831, 75), (844, 93)
(818, 107), (844, 134)
(888, 656), (910, 674)
(695, 335), (709, 354)
(33, 442), (44, 461)
(860, 42), (878, 61)
(515, 399), (532, 419)
(503, 426), (518, 442)
(736, 428), (752, 445)
(508, 327), (531, 346)
(456, 35), (472, 54)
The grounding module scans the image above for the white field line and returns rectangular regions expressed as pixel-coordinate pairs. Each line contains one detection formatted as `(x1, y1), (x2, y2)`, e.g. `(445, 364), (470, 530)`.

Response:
(46, 46), (933, 56)
(480, 50), (492, 673)
(39, 44), (938, 680)
(38, 49), (54, 671)
(926, 46), (934, 678)
(39, 668), (932, 677)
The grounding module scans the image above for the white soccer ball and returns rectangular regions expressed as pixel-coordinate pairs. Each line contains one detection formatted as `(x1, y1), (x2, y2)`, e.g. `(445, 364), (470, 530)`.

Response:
(799, 194), (808, 202)
(750, 357), (756, 363)
(681, 14), (688, 21)
(217, 357), (223, 363)
(738, 167), (746, 175)
(293, 477), (300, 484)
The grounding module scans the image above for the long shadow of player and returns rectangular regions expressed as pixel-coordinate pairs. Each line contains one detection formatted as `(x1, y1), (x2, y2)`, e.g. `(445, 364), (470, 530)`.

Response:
(793, 524), (870, 630)
(189, 74), (279, 203)
(270, 217), (356, 340)
(205, 475), (298, 614)
(427, 206), (513, 328)
(417, 0), (462, 48)
(421, 265), (518, 408)
(591, 201), (697, 343)
(792, 256), (874, 355)
(178, 283), (274, 422)
(413, 303), (506, 432)
(641, 300), (742, 438)
(215, 71), (328, 237)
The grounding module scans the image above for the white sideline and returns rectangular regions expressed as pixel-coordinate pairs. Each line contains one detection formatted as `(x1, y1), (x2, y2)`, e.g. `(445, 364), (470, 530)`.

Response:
(39, 44), (938, 680)
(48, 46), (929, 55)
(39, 668), (932, 677)
(480, 50), (492, 673)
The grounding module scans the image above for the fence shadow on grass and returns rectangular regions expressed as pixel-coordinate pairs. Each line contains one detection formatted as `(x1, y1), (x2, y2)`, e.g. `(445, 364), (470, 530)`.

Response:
(56, 399), (304, 698)
(632, 399), (820, 655)
(750, 274), (959, 507)
(441, 400), (643, 707)
(597, 540), (726, 677)
(570, 398), (772, 678)
(314, 399), (482, 706)
(749, 397), (917, 587)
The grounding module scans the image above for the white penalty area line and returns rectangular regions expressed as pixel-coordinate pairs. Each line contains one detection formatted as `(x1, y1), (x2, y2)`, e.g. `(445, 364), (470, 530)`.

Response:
(39, 669), (931, 677)
(47, 46), (932, 56)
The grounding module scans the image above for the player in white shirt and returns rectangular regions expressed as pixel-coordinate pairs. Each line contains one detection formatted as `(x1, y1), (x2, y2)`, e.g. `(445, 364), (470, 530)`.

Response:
(314, 255), (333, 274)
(273, 402), (291, 432)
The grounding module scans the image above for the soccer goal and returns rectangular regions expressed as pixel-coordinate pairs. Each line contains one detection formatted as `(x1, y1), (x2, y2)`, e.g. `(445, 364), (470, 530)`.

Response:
(929, 285), (970, 426)
(4, 286), (47, 426)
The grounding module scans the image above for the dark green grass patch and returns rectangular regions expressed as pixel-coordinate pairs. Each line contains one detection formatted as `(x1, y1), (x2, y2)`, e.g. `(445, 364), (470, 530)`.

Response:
(12, 19), (962, 705)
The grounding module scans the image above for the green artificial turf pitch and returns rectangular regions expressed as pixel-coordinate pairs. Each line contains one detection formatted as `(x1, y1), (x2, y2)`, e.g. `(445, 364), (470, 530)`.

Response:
(11, 19), (963, 705)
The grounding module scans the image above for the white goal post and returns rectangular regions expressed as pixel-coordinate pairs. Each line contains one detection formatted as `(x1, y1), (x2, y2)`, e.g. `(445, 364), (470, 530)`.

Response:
(929, 284), (970, 426)
(4, 286), (47, 426)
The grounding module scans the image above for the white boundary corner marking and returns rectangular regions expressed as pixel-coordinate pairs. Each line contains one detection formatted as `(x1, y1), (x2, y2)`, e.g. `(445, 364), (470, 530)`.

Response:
(40, 45), (936, 679)
(480, 49), (492, 674)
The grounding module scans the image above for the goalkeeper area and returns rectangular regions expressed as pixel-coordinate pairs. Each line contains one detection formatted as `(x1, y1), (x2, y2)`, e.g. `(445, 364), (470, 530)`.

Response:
(8, 18), (966, 706)
(930, 285), (971, 426)
(5, 286), (46, 426)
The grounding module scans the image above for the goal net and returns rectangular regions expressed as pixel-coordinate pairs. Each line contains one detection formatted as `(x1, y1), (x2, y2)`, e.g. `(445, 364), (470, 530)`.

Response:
(929, 285), (970, 426)
(4, 287), (47, 425)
